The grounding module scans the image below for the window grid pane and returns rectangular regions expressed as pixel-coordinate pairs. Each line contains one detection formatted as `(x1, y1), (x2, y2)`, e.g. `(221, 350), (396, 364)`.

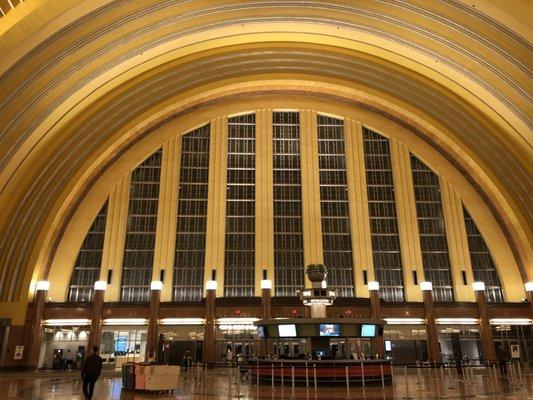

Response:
(68, 202), (108, 302)
(224, 114), (256, 297)
(121, 150), (162, 302)
(173, 125), (210, 301)
(463, 207), (503, 302)
(273, 112), (304, 296)
(363, 128), (404, 301)
(317, 115), (355, 297)
(410, 155), (454, 302)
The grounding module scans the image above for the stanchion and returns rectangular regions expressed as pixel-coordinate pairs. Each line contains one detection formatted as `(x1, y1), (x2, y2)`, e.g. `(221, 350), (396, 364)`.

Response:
(305, 362), (309, 387)
(402, 365), (413, 400)
(446, 364), (455, 389)
(416, 362), (423, 391)
(233, 366), (243, 399)
(516, 360), (524, 386)
(291, 366), (295, 399)
(509, 362), (517, 391)
(271, 363), (274, 391)
(281, 362), (284, 386)
(256, 363), (260, 386)
(439, 365), (450, 399)
(345, 366), (350, 397)
(464, 367), (476, 398)
(380, 364), (385, 391)
(360, 361), (365, 388)
(313, 364), (317, 392)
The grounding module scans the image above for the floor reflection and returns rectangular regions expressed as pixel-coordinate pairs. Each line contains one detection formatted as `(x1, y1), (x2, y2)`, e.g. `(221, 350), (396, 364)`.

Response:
(0, 367), (531, 399)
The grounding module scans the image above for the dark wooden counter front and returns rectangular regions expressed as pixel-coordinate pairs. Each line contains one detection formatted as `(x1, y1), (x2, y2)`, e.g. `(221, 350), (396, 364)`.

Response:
(249, 359), (392, 385)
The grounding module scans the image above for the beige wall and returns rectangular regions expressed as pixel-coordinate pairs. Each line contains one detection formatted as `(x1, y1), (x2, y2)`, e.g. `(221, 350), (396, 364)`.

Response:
(44, 97), (526, 303)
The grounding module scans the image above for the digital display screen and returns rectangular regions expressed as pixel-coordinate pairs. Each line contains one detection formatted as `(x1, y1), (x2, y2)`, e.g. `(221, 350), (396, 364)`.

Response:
(257, 326), (265, 338)
(361, 324), (376, 337)
(319, 324), (340, 337)
(385, 340), (392, 351)
(278, 324), (297, 337)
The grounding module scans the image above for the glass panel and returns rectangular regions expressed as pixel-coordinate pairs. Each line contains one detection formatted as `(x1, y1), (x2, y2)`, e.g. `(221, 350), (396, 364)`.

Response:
(173, 125), (210, 301)
(410, 155), (453, 302)
(68, 202), (108, 302)
(317, 115), (354, 297)
(363, 128), (404, 301)
(463, 207), (503, 302)
(120, 150), (162, 302)
(273, 112), (304, 296)
(224, 114), (256, 297)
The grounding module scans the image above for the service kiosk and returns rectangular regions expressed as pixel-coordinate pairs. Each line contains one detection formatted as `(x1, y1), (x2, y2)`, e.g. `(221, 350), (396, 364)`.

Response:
(251, 264), (392, 385)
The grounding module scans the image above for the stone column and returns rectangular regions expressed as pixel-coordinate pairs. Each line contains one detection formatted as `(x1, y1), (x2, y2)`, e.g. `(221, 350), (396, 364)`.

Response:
(26, 281), (49, 369)
(525, 283), (533, 316)
(88, 281), (107, 351)
(421, 282), (441, 363)
(146, 281), (162, 360)
(203, 280), (217, 365)
(473, 282), (496, 362)
(368, 282), (384, 358)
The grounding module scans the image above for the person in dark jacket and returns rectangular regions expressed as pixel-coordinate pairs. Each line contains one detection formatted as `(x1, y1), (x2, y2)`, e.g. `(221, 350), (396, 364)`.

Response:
(496, 345), (509, 375)
(81, 345), (103, 399)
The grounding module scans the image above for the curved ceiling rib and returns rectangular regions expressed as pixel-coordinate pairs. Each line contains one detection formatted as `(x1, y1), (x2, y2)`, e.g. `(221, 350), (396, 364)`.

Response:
(0, 1), (530, 301)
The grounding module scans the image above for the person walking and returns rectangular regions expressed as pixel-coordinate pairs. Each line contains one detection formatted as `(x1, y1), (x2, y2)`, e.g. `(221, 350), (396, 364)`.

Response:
(183, 347), (192, 371)
(496, 345), (509, 375)
(81, 345), (103, 399)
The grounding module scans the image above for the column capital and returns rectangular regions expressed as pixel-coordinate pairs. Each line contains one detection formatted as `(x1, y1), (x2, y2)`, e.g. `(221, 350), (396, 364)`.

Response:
(35, 281), (50, 291)
(260, 279), (272, 290)
(94, 281), (107, 291)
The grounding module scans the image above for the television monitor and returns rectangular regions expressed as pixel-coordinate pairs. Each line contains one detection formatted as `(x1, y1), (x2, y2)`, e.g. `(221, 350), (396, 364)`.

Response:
(319, 323), (340, 337)
(361, 324), (376, 337)
(385, 340), (392, 351)
(257, 326), (265, 338)
(278, 324), (297, 337)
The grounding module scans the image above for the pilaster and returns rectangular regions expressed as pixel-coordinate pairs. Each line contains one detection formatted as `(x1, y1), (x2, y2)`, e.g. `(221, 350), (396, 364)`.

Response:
(390, 140), (424, 301)
(345, 119), (374, 297)
(300, 109), (323, 287)
(204, 117), (228, 296)
(152, 138), (181, 301)
(440, 177), (474, 301)
(100, 174), (131, 301)
(254, 109), (274, 296)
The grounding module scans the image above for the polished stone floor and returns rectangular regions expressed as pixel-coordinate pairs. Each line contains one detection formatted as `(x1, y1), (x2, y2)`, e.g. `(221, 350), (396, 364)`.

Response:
(1, 366), (532, 399)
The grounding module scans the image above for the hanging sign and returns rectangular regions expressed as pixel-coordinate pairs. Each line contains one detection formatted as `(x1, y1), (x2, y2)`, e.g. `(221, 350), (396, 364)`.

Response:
(13, 345), (24, 360)
(510, 344), (520, 359)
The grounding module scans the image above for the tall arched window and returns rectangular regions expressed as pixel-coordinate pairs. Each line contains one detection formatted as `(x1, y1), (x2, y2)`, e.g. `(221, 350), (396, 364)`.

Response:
(224, 114), (256, 297)
(68, 201), (108, 302)
(173, 125), (210, 301)
(363, 129), (404, 301)
(121, 149), (162, 302)
(411, 155), (453, 302)
(463, 207), (503, 302)
(318, 115), (355, 297)
(273, 111), (304, 296)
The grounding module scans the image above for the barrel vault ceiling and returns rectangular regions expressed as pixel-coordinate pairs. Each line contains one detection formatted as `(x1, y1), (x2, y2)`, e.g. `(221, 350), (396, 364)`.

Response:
(0, 0), (531, 303)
